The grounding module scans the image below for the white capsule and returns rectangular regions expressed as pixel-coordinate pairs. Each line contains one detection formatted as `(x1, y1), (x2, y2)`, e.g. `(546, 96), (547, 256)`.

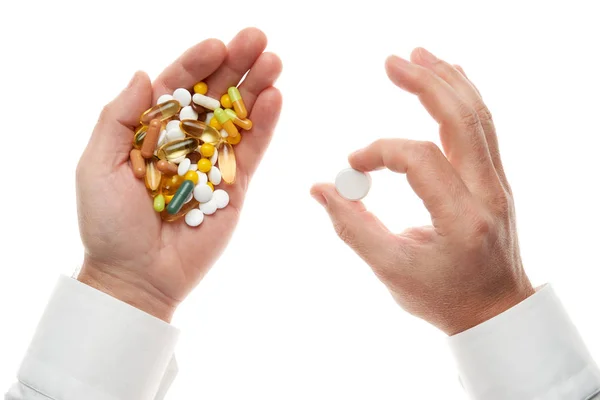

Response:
(194, 184), (213, 203)
(189, 163), (198, 172)
(166, 120), (181, 133)
(173, 88), (192, 107)
(179, 106), (198, 121)
(208, 166), (222, 185)
(210, 149), (218, 165)
(178, 158), (191, 176)
(212, 189), (229, 209)
(184, 191), (194, 204)
(335, 168), (371, 201)
(193, 94), (220, 110)
(205, 112), (214, 124)
(157, 94), (174, 105)
(185, 209), (204, 227)
(199, 198), (217, 215)
(196, 171), (208, 185)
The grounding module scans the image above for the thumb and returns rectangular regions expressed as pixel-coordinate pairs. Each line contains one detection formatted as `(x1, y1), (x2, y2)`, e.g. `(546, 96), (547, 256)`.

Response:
(88, 71), (153, 167)
(310, 183), (397, 268)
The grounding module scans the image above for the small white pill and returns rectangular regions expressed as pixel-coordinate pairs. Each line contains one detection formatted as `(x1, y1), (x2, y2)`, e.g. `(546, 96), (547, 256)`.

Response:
(210, 149), (218, 165)
(196, 171), (208, 185)
(184, 191), (193, 204)
(213, 189), (229, 209)
(199, 198), (217, 215)
(157, 94), (174, 105)
(208, 166), (222, 185)
(220, 129), (228, 138)
(179, 106), (198, 121)
(167, 127), (185, 142)
(157, 129), (168, 147)
(193, 184), (213, 203)
(335, 168), (371, 201)
(178, 158), (191, 176)
(205, 112), (214, 124)
(189, 163), (198, 172)
(166, 120), (180, 133)
(173, 88), (192, 107)
(185, 209), (204, 227)
(193, 93), (220, 110)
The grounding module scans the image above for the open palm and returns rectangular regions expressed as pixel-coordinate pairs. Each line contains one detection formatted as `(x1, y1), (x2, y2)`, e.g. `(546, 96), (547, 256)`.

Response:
(76, 28), (282, 321)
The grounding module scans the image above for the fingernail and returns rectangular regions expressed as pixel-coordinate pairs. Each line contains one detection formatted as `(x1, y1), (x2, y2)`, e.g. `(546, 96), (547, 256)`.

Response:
(311, 192), (328, 207)
(418, 48), (438, 63)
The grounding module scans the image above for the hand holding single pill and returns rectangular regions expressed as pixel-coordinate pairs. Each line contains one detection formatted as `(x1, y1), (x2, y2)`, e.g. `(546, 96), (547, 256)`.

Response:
(76, 28), (282, 322)
(311, 48), (534, 335)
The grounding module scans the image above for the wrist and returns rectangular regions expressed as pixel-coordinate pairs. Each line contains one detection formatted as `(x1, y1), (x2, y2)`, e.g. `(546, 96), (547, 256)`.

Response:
(77, 261), (177, 323)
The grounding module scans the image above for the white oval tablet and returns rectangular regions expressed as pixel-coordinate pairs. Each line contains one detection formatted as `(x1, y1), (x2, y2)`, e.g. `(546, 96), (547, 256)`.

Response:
(178, 158), (191, 176)
(194, 184), (213, 203)
(199, 198), (218, 215)
(185, 209), (204, 227)
(179, 106), (198, 121)
(196, 171), (208, 185)
(208, 166), (222, 185)
(157, 94), (174, 105)
(173, 88), (192, 107)
(210, 149), (218, 165)
(166, 120), (181, 133)
(213, 189), (229, 209)
(335, 168), (371, 201)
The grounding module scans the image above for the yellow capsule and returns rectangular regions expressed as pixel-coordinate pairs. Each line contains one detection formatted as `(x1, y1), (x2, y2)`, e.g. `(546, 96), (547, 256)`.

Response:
(207, 182), (214, 191)
(145, 158), (162, 193)
(164, 194), (174, 204)
(214, 107), (239, 138)
(161, 174), (184, 196)
(193, 82), (208, 95)
(228, 87), (248, 119)
(133, 125), (148, 149)
(226, 133), (242, 145)
(218, 142), (236, 184)
(225, 109), (252, 131)
(161, 199), (199, 222)
(157, 138), (199, 161)
(197, 158), (212, 173)
(179, 120), (220, 145)
(140, 100), (181, 125)
(209, 117), (222, 130)
(200, 143), (215, 158)
(184, 170), (199, 185)
(220, 94), (232, 109)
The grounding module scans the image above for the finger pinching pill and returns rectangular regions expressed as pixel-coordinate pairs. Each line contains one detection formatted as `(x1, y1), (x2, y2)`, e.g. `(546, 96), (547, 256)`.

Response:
(228, 87), (247, 119)
(335, 168), (371, 201)
(192, 93), (220, 110)
(173, 88), (192, 107)
(185, 208), (204, 227)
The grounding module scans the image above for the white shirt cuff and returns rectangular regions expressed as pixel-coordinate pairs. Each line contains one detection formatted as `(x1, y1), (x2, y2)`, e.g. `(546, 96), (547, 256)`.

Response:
(448, 285), (600, 400)
(17, 275), (180, 400)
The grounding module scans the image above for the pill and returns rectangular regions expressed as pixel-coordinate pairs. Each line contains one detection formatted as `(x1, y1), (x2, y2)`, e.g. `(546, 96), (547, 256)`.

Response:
(220, 129), (228, 138)
(334, 168), (371, 201)
(179, 120), (220, 145)
(185, 208), (204, 227)
(166, 120), (181, 133)
(166, 127), (185, 142)
(196, 171), (208, 185)
(209, 116), (222, 130)
(161, 199), (199, 222)
(208, 166), (222, 185)
(228, 87), (248, 119)
(210, 148), (218, 165)
(183, 170), (199, 185)
(141, 119), (162, 158)
(220, 93), (232, 109)
(205, 112), (214, 124)
(173, 88), (192, 107)
(187, 152), (201, 164)
(225, 109), (253, 130)
(193, 184), (213, 203)
(130, 149), (146, 179)
(199, 198), (217, 215)
(157, 129), (168, 147)
(157, 94), (174, 105)
(140, 100), (181, 125)
(145, 158), (162, 192)
(197, 158), (212, 173)
(157, 138), (199, 161)
(171, 155), (186, 164)
(192, 93), (220, 110)
(200, 143), (215, 158)
(154, 194), (165, 212)
(193, 82), (208, 95)
(191, 101), (206, 114)
(184, 190), (194, 204)
(226, 133), (242, 145)
(212, 189), (229, 209)
(214, 107), (239, 138)
(157, 159), (178, 175)
(167, 179), (195, 214)
(178, 158), (191, 176)
(164, 194), (173, 204)
(179, 105), (198, 121)
(161, 174), (184, 195)
(218, 142), (236, 184)
(189, 163), (198, 172)
(207, 182), (214, 191)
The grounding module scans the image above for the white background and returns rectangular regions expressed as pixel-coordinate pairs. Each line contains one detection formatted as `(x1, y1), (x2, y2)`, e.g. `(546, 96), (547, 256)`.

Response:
(1, 0), (599, 399)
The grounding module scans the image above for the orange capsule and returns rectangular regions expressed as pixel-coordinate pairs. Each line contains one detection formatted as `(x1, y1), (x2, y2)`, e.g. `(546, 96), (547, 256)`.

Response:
(130, 149), (145, 179)
(225, 109), (252, 130)
(156, 159), (178, 175)
(141, 119), (162, 158)
(228, 87), (247, 119)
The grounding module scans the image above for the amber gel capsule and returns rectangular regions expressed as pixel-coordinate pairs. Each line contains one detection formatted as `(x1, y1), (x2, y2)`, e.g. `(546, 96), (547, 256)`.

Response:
(130, 149), (145, 179)
(161, 199), (199, 222)
(157, 138), (199, 161)
(145, 158), (162, 193)
(140, 100), (181, 125)
(179, 120), (220, 145)
(166, 180), (195, 215)
(141, 119), (162, 158)
(133, 125), (148, 149)
(218, 142), (236, 184)
(228, 87), (247, 119)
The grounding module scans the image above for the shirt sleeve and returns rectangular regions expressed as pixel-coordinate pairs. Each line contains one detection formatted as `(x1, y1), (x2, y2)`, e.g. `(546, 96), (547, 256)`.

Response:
(448, 285), (600, 400)
(4, 275), (180, 400)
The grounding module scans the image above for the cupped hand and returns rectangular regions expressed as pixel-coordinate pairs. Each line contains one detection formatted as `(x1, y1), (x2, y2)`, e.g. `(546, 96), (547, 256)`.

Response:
(76, 28), (282, 322)
(311, 48), (534, 335)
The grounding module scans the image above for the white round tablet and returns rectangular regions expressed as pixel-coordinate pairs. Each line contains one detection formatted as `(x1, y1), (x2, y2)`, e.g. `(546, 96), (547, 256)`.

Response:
(199, 198), (217, 215)
(185, 209), (204, 227)
(179, 106), (198, 121)
(194, 184), (213, 203)
(335, 168), (371, 201)
(212, 189), (229, 209)
(166, 120), (181, 133)
(157, 94), (174, 105)
(173, 88), (192, 107)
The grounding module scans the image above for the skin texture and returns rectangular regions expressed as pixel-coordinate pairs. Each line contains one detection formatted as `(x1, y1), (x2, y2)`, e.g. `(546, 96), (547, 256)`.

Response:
(311, 48), (535, 336)
(76, 28), (283, 322)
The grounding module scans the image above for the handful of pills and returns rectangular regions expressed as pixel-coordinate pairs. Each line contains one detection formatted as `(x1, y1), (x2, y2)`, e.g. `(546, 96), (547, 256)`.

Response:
(129, 82), (251, 227)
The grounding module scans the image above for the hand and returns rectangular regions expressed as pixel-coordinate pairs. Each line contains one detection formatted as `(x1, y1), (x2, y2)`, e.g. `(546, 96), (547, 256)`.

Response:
(76, 28), (282, 322)
(311, 48), (534, 335)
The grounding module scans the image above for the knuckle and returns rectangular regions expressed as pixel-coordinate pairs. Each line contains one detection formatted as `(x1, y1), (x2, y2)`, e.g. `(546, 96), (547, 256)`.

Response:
(490, 189), (514, 218)
(457, 103), (481, 130)
(415, 141), (440, 161)
(472, 100), (493, 124)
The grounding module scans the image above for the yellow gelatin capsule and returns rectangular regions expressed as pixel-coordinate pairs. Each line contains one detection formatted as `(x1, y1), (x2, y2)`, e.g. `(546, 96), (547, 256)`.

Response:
(145, 158), (162, 193)
(226, 133), (242, 145)
(161, 199), (199, 222)
(184, 170), (199, 185)
(161, 174), (184, 196)
(193, 82), (208, 95)
(209, 116), (222, 130)
(228, 87), (247, 119)
(140, 100), (181, 125)
(214, 107), (239, 138)
(225, 109), (253, 131)
(220, 93), (232, 109)
(218, 142), (236, 184)
(157, 138), (199, 161)
(133, 125), (148, 149)
(200, 143), (215, 158)
(197, 158), (212, 173)
(179, 120), (220, 145)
